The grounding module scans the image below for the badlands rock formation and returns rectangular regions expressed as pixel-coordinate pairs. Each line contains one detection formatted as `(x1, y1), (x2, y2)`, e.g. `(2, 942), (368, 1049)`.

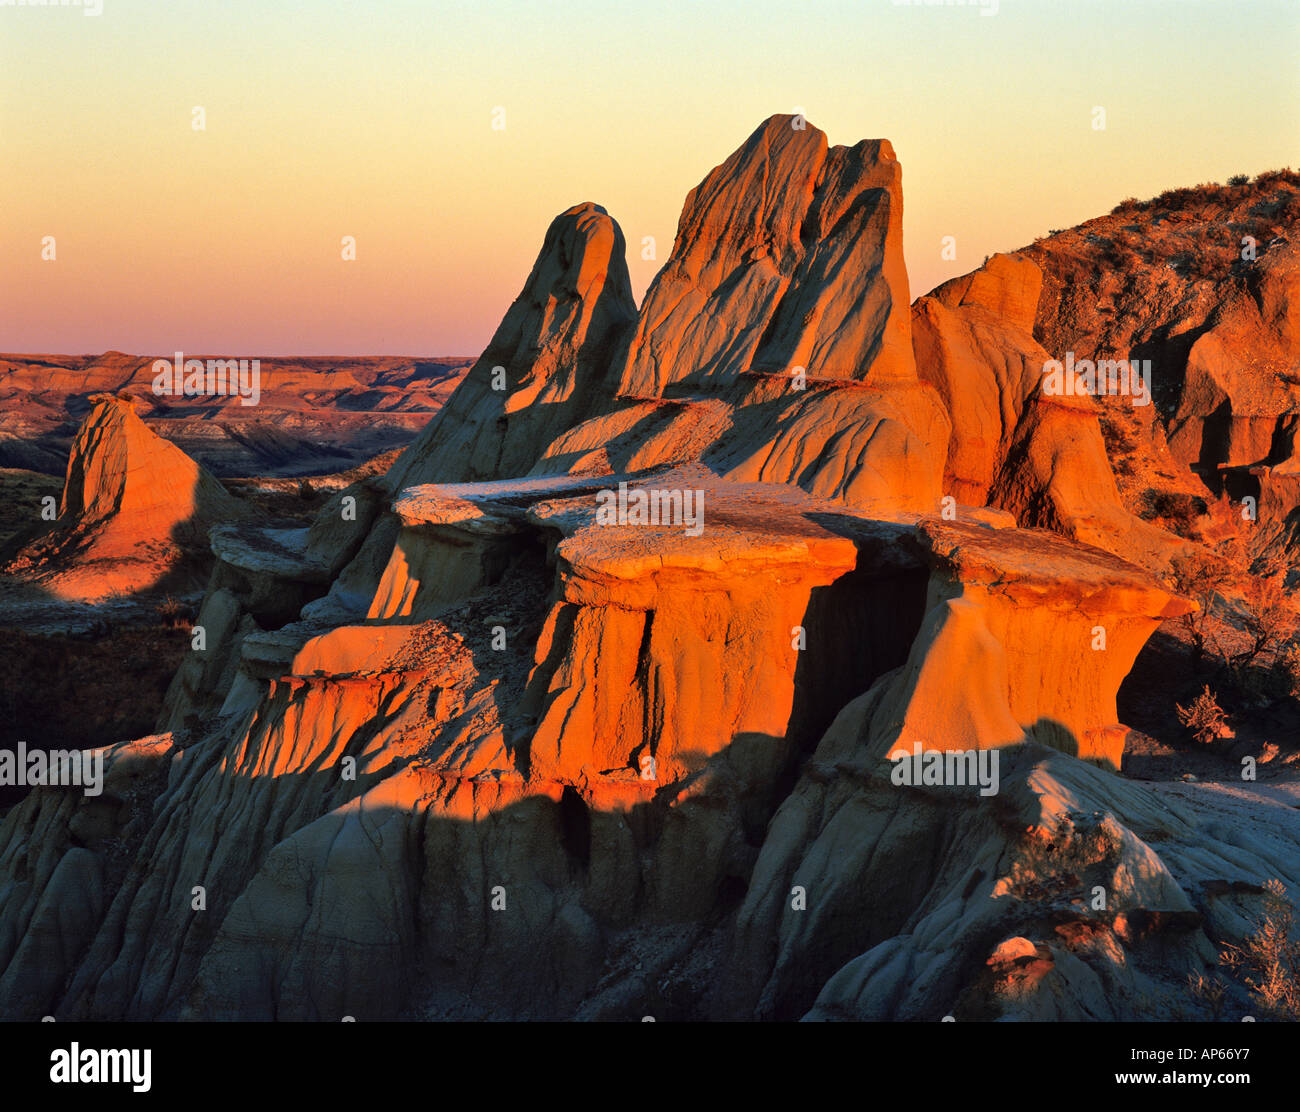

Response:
(397, 116), (950, 515)
(0, 352), (470, 477)
(384, 203), (637, 490)
(3, 394), (255, 600)
(980, 175), (1300, 557)
(1, 120), (1296, 1022)
(913, 253), (1184, 569)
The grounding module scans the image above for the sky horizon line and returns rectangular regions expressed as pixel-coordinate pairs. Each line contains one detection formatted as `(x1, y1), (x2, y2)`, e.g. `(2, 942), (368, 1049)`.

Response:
(4, 0), (1296, 356)
(10, 150), (1293, 362)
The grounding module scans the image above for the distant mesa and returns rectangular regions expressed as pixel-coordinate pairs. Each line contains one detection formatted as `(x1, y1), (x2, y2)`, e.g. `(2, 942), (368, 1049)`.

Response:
(0, 352), (473, 479)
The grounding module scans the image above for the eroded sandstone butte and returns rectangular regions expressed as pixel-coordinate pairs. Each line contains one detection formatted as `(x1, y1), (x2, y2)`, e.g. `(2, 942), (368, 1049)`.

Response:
(3, 394), (256, 601)
(922, 174), (1300, 562)
(2, 119), (1295, 1022)
(397, 116), (951, 515)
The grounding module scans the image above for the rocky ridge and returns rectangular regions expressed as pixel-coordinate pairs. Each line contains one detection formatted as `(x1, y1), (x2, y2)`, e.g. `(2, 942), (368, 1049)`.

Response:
(1, 119), (1297, 1022)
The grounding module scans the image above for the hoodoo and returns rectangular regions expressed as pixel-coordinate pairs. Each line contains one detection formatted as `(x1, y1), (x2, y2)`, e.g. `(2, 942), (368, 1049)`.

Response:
(1, 119), (1297, 1025)
(4, 393), (253, 601)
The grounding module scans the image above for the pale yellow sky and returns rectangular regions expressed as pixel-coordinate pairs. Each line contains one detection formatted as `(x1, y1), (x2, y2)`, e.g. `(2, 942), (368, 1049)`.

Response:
(2, 0), (1296, 354)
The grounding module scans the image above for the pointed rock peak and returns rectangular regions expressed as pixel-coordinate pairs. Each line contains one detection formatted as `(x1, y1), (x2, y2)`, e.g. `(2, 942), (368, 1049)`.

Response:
(526, 202), (635, 309)
(60, 394), (242, 529)
(386, 202), (636, 489)
(4, 394), (252, 600)
(929, 253), (1043, 331)
(614, 117), (914, 397)
(757, 112), (820, 134)
(730, 112), (829, 163)
(558, 201), (614, 241)
(681, 117), (829, 243)
(560, 200), (610, 219)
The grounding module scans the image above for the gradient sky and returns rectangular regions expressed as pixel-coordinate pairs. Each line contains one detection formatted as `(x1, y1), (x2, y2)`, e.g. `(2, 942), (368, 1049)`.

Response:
(2, 0), (1297, 356)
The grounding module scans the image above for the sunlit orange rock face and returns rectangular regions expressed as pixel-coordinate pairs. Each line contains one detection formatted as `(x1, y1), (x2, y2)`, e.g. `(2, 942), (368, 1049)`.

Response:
(913, 254), (1184, 570)
(878, 521), (1190, 770)
(4, 394), (252, 600)
(384, 203), (637, 492)
(519, 470), (894, 795)
(613, 121), (914, 395)
(59, 396), (236, 534)
(7, 121), (1299, 1024)
(1001, 183), (1300, 548)
(392, 116), (951, 516)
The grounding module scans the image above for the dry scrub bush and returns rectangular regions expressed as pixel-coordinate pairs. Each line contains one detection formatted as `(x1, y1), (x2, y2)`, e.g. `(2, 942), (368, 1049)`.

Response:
(155, 596), (189, 628)
(1219, 880), (1300, 1020)
(1145, 490), (1208, 538)
(1186, 971), (1228, 1019)
(1235, 563), (1294, 666)
(1272, 642), (1300, 701)
(1169, 551), (1231, 658)
(1175, 686), (1228, 745)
